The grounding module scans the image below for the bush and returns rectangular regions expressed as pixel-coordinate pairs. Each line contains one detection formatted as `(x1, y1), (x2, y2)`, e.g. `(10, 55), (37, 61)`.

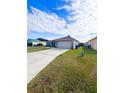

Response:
(27, 43), (32, 46)
(87, 45), (92, 49)
(37, 43), (43, 46)
(75, 45), (78, 49)
(78, 43), (84, 47)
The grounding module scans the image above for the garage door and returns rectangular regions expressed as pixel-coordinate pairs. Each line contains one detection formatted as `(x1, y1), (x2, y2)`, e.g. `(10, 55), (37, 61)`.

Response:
(56, 41), (72, 49)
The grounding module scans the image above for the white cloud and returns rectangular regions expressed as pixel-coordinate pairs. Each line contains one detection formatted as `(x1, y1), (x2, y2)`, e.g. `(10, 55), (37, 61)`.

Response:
(58, 0), (97, 42)
(58, 0), (83, 11)
(57, 5), (71, 11)
(28, 0), (97, 42)
(28, 7), (68, 35)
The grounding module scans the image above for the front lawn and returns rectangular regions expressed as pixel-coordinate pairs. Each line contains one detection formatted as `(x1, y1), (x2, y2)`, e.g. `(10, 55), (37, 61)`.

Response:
(27, 47), (97, 93)
(27, 46), (50, 53)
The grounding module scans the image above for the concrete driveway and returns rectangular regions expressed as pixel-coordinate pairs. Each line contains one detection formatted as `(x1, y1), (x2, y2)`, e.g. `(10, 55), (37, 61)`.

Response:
(27, 48), (68, 83)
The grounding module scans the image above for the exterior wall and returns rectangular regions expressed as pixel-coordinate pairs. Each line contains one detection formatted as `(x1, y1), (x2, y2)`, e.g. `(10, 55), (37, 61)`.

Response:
(73, 40), (79, 49)
(32, 42), (39, 46)
(85, 38), (97, 50)
(91, 38), (97, 50)
(40, 41), (47, 46)
(32, 41), (47, 46)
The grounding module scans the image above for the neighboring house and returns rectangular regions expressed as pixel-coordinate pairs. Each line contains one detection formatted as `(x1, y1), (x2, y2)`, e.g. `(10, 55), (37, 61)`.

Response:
(85, 37), (97, 50)
(37, 38), (49, 46)
(27, 38), (49, 46)
(27, 39), (42, 46)
(48, 35), (79, 49)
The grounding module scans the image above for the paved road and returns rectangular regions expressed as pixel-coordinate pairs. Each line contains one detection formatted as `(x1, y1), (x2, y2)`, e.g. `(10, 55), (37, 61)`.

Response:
(27, 48), (68, 83)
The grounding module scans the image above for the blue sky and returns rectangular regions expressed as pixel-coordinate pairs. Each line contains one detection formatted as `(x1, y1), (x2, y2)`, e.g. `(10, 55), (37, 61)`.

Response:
(27, 0), (70, 19)
(27, 0), (97, 42)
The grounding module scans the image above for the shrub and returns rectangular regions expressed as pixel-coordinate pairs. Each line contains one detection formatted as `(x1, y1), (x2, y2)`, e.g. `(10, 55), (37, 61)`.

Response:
(37, 43), (43, 46)
(87, 45), (92, 49)
(27, 43), (32, 46)
(78, 43), (84, 47)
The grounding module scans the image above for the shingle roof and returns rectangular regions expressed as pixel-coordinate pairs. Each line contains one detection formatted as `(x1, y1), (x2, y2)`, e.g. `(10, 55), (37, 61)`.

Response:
(37, 38), (49, 41)
(85, 36), (97, 43)
(27, 39), (40, 43)
(53, 35), (79, 42)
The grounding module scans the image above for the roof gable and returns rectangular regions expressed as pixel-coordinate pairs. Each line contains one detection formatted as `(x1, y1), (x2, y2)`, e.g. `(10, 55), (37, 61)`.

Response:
(85, 36), (97, 43)
(53, 35), (79, 42)
(27, 39), (40, 43)
(37, 38), (49, 41)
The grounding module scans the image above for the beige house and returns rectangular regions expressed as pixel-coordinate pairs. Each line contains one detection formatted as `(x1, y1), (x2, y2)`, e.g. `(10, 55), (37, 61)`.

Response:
(85, 37), (97, 50)
(48, 35), (79, 49)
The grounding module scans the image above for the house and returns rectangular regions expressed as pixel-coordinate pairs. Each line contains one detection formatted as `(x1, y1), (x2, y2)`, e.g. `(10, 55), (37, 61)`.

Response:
(85, 37), (97, 50)
(37, 38), (49, 46)
(48, 35), (79, 49)
(27, 39), (41, 46)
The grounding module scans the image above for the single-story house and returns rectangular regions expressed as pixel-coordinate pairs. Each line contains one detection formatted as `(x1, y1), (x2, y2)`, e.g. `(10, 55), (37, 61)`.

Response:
(48, 35), (79, 49)
(27, 38), (49, 46)
(27, 39), (41, 46)
(85, 36), (97, 50)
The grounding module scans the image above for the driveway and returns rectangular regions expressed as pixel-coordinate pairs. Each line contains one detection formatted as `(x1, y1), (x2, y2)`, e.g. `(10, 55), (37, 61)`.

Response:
(27, 48), (68, 83)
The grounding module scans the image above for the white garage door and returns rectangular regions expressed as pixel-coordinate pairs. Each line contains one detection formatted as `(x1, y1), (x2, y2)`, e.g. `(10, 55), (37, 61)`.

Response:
(56, 41), (72, 49)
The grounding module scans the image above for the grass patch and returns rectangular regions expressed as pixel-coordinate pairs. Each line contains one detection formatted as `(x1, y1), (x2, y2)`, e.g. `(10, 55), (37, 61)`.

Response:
(27, 47), (97, 93)
(27, 46), (50, 53)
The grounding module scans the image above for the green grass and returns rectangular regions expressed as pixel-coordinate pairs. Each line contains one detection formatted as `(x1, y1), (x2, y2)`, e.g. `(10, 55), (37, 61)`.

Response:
(27, 46), (50, 53)
(27, 47), (97, 93)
